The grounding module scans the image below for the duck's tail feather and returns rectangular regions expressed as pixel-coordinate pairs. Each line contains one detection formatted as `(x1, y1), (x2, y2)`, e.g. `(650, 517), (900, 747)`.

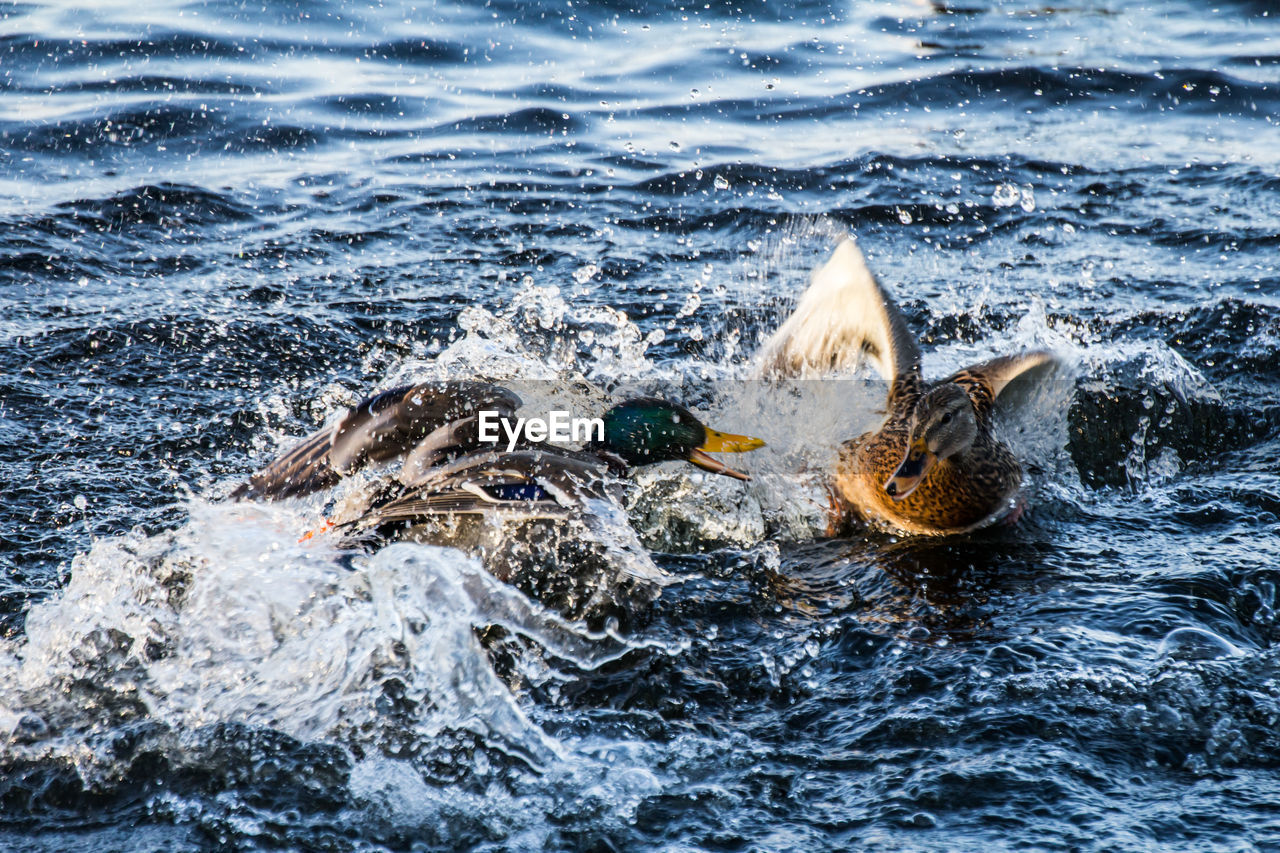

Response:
(228, 427), (339, 501)
(754, 237), (921, 381)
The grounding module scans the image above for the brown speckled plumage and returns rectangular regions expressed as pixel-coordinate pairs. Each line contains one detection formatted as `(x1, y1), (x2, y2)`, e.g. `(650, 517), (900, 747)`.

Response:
(835, 366), (1024, 534)
(757, 237), (1055, 536)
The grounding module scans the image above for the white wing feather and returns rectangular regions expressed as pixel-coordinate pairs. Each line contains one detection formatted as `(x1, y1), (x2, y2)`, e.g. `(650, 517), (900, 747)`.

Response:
(755, 237), (921, 380)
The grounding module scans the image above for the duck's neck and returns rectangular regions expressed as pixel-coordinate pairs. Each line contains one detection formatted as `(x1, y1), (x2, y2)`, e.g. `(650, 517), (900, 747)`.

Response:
(941, 431), (995, 475)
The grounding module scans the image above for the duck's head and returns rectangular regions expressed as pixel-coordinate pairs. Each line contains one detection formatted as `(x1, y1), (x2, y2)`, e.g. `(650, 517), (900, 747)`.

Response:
(594, 398), (766, 481)
(884, 384), (977, 501)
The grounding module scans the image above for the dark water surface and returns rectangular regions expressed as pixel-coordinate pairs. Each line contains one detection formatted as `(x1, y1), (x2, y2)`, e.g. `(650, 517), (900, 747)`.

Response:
(4, 1), (1280, 850)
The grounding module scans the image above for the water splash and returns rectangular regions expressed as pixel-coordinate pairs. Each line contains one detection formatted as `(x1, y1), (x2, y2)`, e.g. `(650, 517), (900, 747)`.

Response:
(1069, 338), (1226, 491)
(0, 501), (667, 772)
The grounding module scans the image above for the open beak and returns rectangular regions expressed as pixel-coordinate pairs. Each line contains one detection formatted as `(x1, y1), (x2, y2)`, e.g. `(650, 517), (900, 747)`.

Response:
(689, 428), (767, 481)
(884, 439), (936, 501)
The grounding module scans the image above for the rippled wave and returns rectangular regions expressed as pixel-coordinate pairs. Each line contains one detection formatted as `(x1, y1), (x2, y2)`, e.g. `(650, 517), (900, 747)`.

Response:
(3, 0), (1280, 850)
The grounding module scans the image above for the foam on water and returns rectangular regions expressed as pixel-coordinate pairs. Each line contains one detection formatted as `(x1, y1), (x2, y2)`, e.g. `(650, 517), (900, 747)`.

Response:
(7, 0), (1280, 845)
(0, 500), (678, 776)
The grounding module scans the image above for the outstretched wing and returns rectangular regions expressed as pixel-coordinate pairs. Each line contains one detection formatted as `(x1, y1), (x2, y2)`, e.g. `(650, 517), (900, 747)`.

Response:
(945, 351), (1058, 419)
(756, 237), (922, 387)
(231, 381), (521, 501)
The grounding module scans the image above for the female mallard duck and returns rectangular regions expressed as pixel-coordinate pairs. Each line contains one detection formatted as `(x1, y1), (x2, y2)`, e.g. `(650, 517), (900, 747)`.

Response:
(757, 238), (1056, 535)
(231, 382), (764, 618)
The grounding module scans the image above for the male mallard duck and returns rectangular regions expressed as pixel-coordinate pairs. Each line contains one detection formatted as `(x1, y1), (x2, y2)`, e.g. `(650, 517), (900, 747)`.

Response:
(232, 381), (764, 509)
(757, 238), (1055, 535)
(231, 381), (764, 618)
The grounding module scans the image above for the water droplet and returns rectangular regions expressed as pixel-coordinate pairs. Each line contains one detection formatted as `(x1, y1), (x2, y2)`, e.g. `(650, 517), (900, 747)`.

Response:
(572, 264), (599, 284)
(713, 174), (730, 191)
(992, 183), (1020, 208)
(896, 208), (913, 225)
(73, 495), (87, 511)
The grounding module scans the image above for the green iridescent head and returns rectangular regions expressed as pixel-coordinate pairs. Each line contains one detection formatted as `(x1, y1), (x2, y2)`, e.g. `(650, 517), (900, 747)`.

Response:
(594, 398), (765, 480)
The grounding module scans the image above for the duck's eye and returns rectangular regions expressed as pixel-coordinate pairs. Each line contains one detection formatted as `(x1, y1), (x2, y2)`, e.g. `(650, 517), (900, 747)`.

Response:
(940, 413), (953, 426)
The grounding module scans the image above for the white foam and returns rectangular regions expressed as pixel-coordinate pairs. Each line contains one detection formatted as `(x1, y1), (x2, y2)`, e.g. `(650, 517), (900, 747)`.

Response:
(0, 501), (661, 768)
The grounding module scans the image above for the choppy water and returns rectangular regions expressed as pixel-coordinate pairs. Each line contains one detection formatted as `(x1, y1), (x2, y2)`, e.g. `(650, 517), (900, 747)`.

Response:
(4, 1), (1280, 850)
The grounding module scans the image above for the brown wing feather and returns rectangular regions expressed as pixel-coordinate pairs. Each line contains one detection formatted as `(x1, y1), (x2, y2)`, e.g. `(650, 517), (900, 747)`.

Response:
(409, 449), (616, 504)
(356, 491), (574, 523)
(944, 351), (1057, 419)
(351, 448), (615, 534)
(397, 411), (540, 486)
(329, 381), (521, 471)
(231, 381), (521, 502)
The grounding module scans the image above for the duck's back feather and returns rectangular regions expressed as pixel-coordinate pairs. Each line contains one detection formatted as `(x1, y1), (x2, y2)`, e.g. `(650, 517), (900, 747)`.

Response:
(231, 381), (521, 501)
(341, 448), (621, 537)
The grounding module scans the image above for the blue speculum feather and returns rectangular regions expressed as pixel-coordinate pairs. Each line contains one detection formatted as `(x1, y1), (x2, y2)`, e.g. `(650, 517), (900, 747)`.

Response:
(484, 483), (551, 502)
(2, 1), (1279, 850)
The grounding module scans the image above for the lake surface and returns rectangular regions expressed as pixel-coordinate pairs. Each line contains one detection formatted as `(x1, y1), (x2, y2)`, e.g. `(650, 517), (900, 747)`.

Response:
(3, 1), (1280, 850)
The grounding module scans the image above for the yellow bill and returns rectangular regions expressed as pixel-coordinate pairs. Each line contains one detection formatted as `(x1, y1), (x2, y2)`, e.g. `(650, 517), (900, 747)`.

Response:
(689, 426), (766, 481)
(699, 428), (767, 454)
